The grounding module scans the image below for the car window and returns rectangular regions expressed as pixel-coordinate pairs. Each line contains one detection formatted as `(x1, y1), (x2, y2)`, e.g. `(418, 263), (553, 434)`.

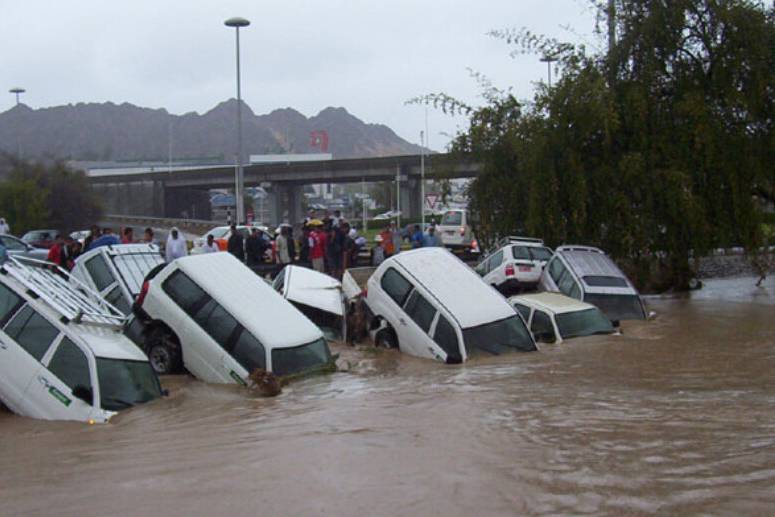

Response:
(440, 211), (463, 226)
(86, 254), (115, 292)
(48, 337), (92, 390)
(380, 268), (413, 307)
(548, 258), (566, 284)
(162, 270), (208, 314)
(512, 246), (531, 260)
(403, 290), (436, 333)
(474, 260), (488, 276)
(531, 247), (554, 261)
(105, 285), (131, 315)
(4, 305), (60, 361)
(1, 236), (26, 251)
(487, 249), (504, 271)
(568, 281), (582, 300)
(230, 328), (266, 372)
(530, 310), (556, 343)
(0, 283), (24, 326)
(514, 303), (531, 321)
(557, 270), (578, 297)
(272, 267), (286, 293)
(193, 298), (239, 346)
(433, 314), (462, 363)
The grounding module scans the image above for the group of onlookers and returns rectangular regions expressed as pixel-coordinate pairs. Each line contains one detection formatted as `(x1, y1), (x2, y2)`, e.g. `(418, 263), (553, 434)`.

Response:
(370, 221), (442, 267)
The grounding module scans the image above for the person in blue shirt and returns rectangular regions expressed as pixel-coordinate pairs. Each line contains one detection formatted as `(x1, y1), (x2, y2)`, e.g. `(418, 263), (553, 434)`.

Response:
(410, 225), (424, 249)
(87, 227), (121, 251)
(422, 226), (442, 248)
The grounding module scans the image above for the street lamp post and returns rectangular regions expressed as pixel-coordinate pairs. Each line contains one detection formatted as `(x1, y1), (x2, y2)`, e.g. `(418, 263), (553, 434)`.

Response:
(539, 56), (557, 87)
(9, 87), (25, 105)
(420, 130), (425, 229)
(224, 16), (250, 224)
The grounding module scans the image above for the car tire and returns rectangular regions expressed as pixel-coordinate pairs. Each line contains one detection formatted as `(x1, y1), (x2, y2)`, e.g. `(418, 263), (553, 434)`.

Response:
(375, 327), (398, 350)
(146, 328), (183, 375)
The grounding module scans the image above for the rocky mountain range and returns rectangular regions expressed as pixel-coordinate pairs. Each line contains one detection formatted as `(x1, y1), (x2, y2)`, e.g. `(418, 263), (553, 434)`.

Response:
(0, 100), (422, 162)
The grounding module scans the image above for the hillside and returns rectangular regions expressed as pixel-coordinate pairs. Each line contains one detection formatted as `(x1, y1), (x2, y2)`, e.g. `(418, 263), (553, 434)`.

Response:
(0, 100), (422, 161)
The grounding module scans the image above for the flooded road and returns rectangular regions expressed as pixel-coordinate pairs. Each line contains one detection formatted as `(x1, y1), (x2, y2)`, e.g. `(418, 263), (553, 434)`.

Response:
(2, 276), (775, 515)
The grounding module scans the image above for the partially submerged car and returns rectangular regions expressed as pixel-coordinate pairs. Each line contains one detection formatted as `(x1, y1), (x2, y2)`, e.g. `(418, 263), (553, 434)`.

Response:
(273, 265), (345, 340)
(539, 245), (647, 322)
(364, 248), (536, 363)
(70, 243), (165, 315)
(133, 253), (335, 382)
(0, 257), (162, 423)
(475, 236), (554, 295)
(509, 292), (615, 344)
(0, 234), (49, 261)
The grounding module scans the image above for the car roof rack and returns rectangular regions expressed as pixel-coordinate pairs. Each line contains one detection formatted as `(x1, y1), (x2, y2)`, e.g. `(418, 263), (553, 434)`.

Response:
(1, 256), (127, 328)
(496, 236), (544, 248)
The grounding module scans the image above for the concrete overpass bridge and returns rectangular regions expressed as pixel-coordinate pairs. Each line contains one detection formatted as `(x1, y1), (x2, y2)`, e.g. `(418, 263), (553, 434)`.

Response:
(87, 153), (481, 225)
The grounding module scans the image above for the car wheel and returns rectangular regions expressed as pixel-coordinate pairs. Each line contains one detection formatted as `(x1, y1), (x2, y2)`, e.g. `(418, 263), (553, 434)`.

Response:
(375, 327), (398, 350)
(147, 329), (183, 375)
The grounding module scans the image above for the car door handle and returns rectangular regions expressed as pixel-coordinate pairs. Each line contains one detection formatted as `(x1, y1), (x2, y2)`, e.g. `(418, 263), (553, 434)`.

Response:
(399, 318), (407, 326)
(0, 340), (7, 350)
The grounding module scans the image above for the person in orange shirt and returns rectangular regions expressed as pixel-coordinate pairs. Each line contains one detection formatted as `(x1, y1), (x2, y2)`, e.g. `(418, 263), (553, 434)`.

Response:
(379, 225), (394, 256)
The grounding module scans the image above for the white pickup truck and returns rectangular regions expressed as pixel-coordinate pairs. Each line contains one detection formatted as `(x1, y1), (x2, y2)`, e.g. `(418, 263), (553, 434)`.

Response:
(0, 257), (162, 423)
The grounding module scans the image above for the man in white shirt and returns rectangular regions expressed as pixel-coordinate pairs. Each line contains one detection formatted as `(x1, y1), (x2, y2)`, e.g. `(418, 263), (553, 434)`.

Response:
(0, 218), (10, 235)
(201, 234), (219, 253)
(165, 227), (188, 262)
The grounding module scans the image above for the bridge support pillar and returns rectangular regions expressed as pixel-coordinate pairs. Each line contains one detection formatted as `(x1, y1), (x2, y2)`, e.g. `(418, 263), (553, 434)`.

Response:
(269, 184), (303, 226)
(152, 181), (165, 218)
(400, 173), (422, 221)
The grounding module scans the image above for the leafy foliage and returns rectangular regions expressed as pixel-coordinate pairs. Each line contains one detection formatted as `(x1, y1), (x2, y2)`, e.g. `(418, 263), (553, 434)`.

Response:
(433, 0), (775, 290)
(0, 155), (103, 235)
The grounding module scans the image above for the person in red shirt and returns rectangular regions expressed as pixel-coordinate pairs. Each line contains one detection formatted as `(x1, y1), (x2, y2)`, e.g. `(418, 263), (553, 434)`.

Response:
(121, 227), (134, 244)
(308, 220), (326, 272)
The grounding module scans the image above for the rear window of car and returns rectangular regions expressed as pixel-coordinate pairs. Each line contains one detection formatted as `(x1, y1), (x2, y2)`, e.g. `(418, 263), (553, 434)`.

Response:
(583, 275), (629, 288)
(440, 211), (463, 226)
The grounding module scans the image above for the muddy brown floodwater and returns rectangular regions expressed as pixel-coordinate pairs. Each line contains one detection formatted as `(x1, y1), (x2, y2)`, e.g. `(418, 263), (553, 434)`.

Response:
(2, 276), (775, 516)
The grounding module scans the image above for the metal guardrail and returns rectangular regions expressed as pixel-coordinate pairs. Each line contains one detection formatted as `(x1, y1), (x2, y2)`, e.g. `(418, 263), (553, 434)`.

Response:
(103, 214), (217, 236)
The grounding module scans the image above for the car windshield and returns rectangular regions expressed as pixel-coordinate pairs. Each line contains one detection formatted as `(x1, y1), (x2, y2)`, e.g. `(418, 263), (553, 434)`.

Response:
(583, 293), (646, 321)
(440, 211), (463, 225)
(556, 308), (614, 339)
(96, 358), (161, 411)
(463, 315), (536, 356)
(271, 337), (333, 377)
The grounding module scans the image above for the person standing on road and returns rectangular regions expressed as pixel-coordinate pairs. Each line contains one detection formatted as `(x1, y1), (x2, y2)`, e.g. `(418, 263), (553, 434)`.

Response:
(380, 225), (394, 257)
(390, 222), (402, 255)
(371, 235), (386, 266)
(165, 227), (188, 262)
(201, 234), (219, 253)
(0, 218), (10, 235)
(143, 227), (160, 247)
(121, 227), (134, 244)
(246, 227), (268, 268)
(87, 228), (120, 251)
(308, 220), (326, 273)
(410, 225), (423, 249)
(276, 226), (291, 266)
(227, 224), (245, 262)
(422, 226), (442, 248)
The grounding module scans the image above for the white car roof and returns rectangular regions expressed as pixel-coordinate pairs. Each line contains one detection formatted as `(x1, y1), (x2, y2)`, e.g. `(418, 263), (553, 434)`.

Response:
(555, 245), (638, 294)
(389, 248), (514, 329)
(76, 244), (164, 296)
(174, 253), (323, 348)
(282, 265), (343, 316)
(509, 292), (598, 315)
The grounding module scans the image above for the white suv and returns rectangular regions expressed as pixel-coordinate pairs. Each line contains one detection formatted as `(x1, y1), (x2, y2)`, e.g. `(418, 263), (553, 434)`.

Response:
(0, 257), (162, 423)
(509, 292), (615, 344)
(133, 252), (335, 382)
(363, 248), (536, 363)
(475, 237), (553, 295)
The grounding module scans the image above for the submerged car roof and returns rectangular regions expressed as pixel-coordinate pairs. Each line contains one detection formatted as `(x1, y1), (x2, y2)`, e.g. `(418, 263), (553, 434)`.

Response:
(556, 245), (638, 292)
(509, 292), (598, 315)
(76, 243), (163, 296)
(390, 248), (515, 329)
(282, 265), (343, 316)
(173, 253), (323, 348)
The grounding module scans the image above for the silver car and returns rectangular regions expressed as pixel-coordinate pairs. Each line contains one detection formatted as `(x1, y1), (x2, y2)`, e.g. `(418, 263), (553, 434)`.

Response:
(0, 234), (49, 261)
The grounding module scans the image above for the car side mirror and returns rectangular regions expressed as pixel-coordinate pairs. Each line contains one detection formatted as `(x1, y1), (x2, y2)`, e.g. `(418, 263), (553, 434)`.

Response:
(72, 385), (93, 405)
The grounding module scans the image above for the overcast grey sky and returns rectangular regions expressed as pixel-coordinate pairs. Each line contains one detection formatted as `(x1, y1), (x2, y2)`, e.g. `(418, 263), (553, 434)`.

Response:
(1, 0), (598, 151)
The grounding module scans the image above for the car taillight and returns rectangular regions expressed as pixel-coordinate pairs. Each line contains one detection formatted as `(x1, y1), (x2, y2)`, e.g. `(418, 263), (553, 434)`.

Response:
(459, 226), (465, 236)
(505, 264), (515, 277)
(136, 280), (150, 307)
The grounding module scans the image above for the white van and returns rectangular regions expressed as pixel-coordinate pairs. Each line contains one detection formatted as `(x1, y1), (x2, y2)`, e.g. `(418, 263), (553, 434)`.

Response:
(70, 244), (165, 315)
(272, 265), (346, 340)
(363, 248), (536, 363)
(538, 245), (647, 322)
(0, 257), (162, 423)
(437, 209), (478, 255)
(133, 253), (335, 382)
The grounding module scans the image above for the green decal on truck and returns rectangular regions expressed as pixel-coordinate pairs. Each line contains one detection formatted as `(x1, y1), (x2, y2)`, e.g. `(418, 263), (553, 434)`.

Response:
(230, 371), (247, 386)
(49, 386), (72, 407)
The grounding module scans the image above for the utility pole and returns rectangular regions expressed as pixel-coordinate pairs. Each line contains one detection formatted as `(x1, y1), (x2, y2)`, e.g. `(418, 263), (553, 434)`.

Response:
(420, 130), (425, 229)
(607, 0), (616, 58)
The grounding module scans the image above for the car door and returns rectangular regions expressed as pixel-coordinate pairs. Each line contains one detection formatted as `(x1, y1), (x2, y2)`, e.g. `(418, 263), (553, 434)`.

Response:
(484, 249), (505, 286)
(0, 286), (32, 413)
(187, 295), (243, 383)
(375, 267), (416, 350)
(399, 288), (441, 361)
(28, 336), (96, 422)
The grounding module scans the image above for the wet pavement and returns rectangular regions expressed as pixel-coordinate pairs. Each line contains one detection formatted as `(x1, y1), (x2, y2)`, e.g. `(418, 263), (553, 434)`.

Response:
(1, 275), (774, 516)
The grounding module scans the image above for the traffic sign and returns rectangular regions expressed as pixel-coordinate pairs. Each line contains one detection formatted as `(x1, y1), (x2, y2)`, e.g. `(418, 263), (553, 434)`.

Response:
(425, 194), (439, 209)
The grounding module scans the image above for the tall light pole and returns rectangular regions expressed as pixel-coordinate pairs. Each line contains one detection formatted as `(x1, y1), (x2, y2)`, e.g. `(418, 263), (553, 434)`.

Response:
(9, 87), (25, 105)
(420, 130), (426, 229)
(540, 56), (557, 87)
(224, 16), (250, 224)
